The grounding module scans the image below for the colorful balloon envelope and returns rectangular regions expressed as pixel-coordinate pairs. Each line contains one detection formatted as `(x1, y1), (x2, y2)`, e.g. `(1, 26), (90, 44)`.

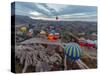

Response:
(64, 43), (82, 60)
(48, 26), (55, 30)
(27, 32), (33, 38)
(20, 26), (27, 33)
(54, 33), (60, 39)
(48, 33), (56, 41)
(50, 30), (56, 34)
(94, 40), (97, 45)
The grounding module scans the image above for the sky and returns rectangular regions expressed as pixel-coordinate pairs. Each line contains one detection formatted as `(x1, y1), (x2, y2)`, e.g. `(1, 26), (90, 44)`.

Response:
(14, 2), (97, 21)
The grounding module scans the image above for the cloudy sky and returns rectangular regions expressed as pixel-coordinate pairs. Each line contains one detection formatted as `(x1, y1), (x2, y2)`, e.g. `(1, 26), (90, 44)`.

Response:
(14, 2), (97, 21)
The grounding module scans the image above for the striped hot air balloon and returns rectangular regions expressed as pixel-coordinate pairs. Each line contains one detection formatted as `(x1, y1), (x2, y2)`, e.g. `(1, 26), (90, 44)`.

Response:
(64, 43), (82, 61)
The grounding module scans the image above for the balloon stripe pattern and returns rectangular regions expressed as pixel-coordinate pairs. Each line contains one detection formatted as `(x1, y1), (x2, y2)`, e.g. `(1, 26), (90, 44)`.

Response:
(64, 43), (82, 61)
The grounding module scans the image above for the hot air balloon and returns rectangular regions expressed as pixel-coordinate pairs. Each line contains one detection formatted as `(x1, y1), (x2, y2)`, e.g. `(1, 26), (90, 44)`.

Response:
(40, 30), (47, 38)
(91, 33), (97, 37)
(62, 42), (89, 69)
(50, 30), (56, 34)
(54, 32), (60, 39)
(20, 26), (27, 33)
(64, 43), (82, 60)
(26, 28), (33, 38)
(40, 30), (46, 35)
(27, 32), (33, 38)
(93, 40), (97, 48)
(86, 39), (95, 48)
(78, 37), (86, 47)
(48, 26), (55, 30)
(48, 33), (55, 41)
(56, 16), (59, 20)
(94, 40), (97, 45)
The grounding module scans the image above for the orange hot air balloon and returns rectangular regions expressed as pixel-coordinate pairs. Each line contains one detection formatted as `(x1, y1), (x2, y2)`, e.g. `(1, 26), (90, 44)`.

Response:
(48, 33), (55, 41)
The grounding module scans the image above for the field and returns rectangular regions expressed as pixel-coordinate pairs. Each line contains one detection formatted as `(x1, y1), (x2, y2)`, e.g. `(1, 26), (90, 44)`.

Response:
(14, 17), (97, 73)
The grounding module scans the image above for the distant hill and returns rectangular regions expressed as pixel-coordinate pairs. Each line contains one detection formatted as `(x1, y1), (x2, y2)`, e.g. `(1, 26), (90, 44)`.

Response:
(12, 15), (97, 35)
(12, 15), (36, 24)
(12, 15), (97, 25)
